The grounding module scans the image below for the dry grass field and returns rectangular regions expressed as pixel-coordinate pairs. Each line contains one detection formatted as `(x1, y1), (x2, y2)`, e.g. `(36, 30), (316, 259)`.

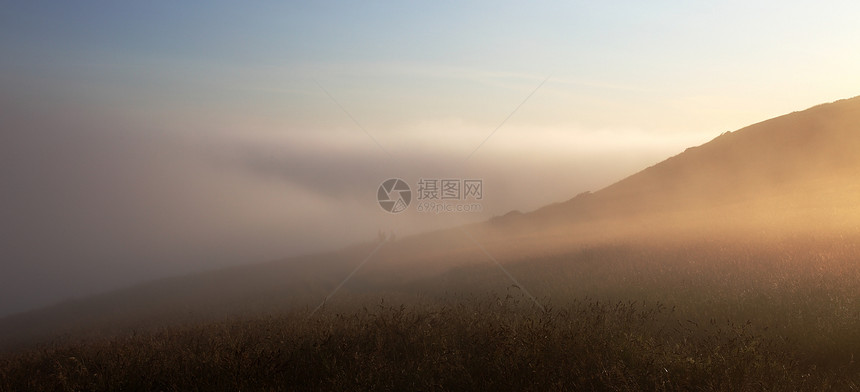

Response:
(3, 236), (860, 391)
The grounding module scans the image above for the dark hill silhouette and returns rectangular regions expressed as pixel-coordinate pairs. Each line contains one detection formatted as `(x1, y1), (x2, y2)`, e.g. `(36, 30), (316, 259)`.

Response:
(3, 95), (860, 348)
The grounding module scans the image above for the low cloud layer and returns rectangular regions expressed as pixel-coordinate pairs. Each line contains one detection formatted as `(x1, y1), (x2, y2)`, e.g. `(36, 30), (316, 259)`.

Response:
(0, 87), (712, 317)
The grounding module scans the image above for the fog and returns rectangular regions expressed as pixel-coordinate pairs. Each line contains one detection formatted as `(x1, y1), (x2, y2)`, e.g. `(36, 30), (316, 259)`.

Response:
(6, 0), (860, 318)
(0, 79), (718, 317)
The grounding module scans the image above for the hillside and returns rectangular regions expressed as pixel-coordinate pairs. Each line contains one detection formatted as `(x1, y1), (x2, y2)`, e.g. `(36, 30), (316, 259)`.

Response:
(3, 96), (860, 349)
(502, 96), (860, 232)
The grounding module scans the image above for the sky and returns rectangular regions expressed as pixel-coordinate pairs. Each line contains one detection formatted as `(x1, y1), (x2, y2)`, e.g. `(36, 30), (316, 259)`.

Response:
(2, 0), (860, 316)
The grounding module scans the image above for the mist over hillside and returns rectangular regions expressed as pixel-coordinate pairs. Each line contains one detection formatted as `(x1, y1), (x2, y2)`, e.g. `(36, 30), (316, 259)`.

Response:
(3, 96), (860, 351)
(6, 2), (860, 389)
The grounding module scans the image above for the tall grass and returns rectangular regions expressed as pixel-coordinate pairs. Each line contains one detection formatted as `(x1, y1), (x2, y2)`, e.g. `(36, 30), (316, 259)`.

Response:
(0, 297), (855, 391)
(3, 237), (860, 390)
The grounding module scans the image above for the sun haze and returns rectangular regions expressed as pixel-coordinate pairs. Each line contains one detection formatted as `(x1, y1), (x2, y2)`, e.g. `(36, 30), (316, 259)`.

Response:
(4, 3), (860, 389)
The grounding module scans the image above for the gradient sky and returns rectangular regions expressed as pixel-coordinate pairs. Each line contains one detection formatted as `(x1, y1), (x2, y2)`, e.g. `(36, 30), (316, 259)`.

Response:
(2, 0), (860, 316)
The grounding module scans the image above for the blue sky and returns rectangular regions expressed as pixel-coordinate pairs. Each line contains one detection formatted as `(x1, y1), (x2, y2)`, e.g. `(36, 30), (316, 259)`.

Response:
(4, 0), (859, 137)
